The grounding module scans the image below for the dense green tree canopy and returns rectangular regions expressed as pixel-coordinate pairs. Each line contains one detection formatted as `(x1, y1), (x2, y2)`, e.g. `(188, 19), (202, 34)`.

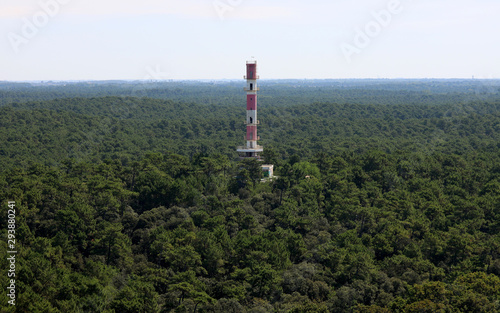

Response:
(1, 80), (500, 312)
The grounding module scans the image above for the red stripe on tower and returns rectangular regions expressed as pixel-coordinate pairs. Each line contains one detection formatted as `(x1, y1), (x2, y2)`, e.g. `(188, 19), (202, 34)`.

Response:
(247, 126), (257, 140)
(247, 95), (256, 110)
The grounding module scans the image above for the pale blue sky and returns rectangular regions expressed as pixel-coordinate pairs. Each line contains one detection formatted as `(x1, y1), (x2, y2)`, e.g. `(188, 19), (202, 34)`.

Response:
(1, 0), (499, 80)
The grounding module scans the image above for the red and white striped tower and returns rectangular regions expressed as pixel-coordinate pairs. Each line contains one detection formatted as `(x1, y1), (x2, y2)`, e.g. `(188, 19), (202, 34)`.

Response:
(237, 60), (263, 160)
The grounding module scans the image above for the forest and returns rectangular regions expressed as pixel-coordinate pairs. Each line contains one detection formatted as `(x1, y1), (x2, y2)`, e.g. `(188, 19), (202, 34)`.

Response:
(1, 80), (500, 312)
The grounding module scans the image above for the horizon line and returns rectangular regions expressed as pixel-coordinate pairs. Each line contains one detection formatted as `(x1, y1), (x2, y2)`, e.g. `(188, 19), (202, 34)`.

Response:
(2, 77), (499, 83)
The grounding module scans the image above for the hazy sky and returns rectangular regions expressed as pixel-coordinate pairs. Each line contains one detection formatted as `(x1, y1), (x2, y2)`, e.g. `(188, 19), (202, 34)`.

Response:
(1, 0), (499, 80)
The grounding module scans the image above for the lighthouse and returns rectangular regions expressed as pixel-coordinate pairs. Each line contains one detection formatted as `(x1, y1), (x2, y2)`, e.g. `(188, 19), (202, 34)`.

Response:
(237, 60), (263, 160)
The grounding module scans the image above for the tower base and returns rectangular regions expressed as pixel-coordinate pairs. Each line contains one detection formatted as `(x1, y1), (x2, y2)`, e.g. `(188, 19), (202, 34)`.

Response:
(237, 146), (264, 161)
